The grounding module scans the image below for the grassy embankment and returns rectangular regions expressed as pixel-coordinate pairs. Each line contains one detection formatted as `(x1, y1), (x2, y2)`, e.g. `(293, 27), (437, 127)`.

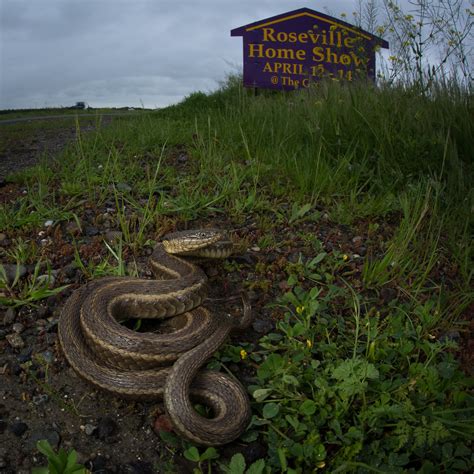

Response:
(1, 76), (473, 472)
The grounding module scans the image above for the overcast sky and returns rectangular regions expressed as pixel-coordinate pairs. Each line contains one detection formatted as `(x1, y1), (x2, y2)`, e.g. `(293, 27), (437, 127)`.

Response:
(1, 0), (383, 109)
(3, 0), (468, 110)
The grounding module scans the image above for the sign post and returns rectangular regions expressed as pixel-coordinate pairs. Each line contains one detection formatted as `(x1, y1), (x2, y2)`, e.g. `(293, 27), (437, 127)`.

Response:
(231, 8), (388, 90)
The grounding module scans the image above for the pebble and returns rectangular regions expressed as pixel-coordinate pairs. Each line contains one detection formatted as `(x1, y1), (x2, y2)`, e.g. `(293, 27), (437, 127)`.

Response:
(116, 182), (132, 193)
(65, 221), (81, 236)
(12, 323), (24, 334)
(32, 394), (49, 405)
(3, 307), (16, 325)
(37, 274), (55, 286)
(17, 348), (33, 363)
(44, 220), (54, 227)
(82, 423), (97, 436)
(95, 417), (119, 441)
(63, 263), (78, 279)
(85, 226), (99, 237)
(252, 318), (274, 334)
(1, 264), (27, 285)
(10, 421), (28, 437)
(26, 429), (60, 450)
(380, 287), (397, 303)
(250, 246), (261, 252)
(6, 333), (25, 349)
(438, 330), (461, 343)
(104, 230), (123, 243)
(41, 351), (54, 364)
(85, 455), (108, 472)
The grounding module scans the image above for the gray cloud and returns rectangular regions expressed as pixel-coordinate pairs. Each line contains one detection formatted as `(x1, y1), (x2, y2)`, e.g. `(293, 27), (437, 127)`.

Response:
(1, 0), (365, 109)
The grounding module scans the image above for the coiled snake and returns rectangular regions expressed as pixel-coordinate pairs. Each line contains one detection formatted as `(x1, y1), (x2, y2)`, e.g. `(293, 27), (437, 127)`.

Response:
(58, 229), (252, 446)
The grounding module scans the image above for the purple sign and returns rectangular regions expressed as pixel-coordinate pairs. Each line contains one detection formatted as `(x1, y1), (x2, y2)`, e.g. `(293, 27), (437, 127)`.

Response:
(231, 8), (389, 90)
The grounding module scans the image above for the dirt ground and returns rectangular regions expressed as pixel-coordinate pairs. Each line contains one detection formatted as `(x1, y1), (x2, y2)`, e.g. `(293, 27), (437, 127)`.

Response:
(0, 118), (472, 473)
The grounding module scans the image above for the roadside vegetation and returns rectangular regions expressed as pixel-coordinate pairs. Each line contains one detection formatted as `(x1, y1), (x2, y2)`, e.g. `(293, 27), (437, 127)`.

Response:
(2, 74), (472, 472)
(1, 1), (473, 472)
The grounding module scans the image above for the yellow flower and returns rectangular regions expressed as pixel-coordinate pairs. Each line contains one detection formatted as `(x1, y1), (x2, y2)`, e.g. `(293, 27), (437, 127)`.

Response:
(342, 254), (349, 261)
(316, 461), (326, 468)
(240, 349), (248, 360)
(296, 306), (305, 315)
(306, 339), (313, 349)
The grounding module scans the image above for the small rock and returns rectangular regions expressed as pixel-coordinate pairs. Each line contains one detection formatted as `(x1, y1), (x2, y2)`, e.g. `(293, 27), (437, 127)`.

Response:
(3, 307), (16, 325)
(85, 455), (108, 472)
(84, 226), (99, 237)
(153, 414), (173, 434)
(380, 287), (397, 303)
(44, 220), (54, 227)
(122, 461), (154, 474)
(252, 318), (274, 334)
(438, 330), (461, 343)
(177, 153), (188, 164)
(116, 182), (132, 193)
(104, 230), (122, 243)
(0, 264), (27, 285)
(63, 264), (77, 279)
(17, 348), (33, 363)
(10, 421), (28, 437)
(95, 417), (119, 441)
(12, 323), (24, 334)
(65, 221), (81, 236)
(37, 274), (55, 286)
(6, 333), (25, 349)
(250, 246), (261, 252)
(32, 394), (49, 405)
(40, 351), (54, 364)
(27, 429), (60, 450)
(82, 423), (97, 436)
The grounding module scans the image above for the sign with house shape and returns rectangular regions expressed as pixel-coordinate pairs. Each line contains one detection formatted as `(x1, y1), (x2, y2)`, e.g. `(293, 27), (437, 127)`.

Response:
(231, 8), (389, 90)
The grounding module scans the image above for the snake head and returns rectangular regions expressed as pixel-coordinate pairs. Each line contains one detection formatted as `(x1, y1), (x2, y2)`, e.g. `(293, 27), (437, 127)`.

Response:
(163, 229), (232, 257)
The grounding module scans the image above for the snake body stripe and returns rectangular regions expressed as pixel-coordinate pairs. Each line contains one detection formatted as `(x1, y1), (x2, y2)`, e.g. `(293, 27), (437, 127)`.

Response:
(58, 230), (252, 445)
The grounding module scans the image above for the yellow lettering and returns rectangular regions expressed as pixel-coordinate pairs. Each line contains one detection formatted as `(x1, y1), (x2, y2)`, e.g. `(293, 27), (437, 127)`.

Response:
(312, 47), (325, 62)
(350, 51), (364, 67)
(263, 28), (276, 42)
(249, 43), (264, 57)
(326, 48), (339, 63)
(277, 48), (295, 60)
(298, 33), (308, 43)
(288, 32), (297, 42)
(344, 37), (357, 48)
(339, 54), (351, 65)
(262, 62), (273, 73)
(296, 49), (306, 61)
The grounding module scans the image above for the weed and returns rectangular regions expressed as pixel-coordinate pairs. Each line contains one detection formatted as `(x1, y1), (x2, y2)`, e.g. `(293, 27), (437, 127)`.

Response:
(32, 439), (86, 474)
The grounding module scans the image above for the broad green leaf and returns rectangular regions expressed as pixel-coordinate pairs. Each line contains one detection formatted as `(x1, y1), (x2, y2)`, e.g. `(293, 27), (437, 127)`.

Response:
(184, 446), (200, 462)
(253, 388), (272, 402)
(228, 453), (246, 474)
(262, 402), (280, 419)
(246, 459), (265, 474)
(300, 399), (317, 416)
(200, 447), (219, 462)
(36, 440), (55, 459)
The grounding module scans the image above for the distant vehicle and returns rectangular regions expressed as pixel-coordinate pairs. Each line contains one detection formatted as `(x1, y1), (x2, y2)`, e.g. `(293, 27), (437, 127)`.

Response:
(69, 101), (88, 110)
